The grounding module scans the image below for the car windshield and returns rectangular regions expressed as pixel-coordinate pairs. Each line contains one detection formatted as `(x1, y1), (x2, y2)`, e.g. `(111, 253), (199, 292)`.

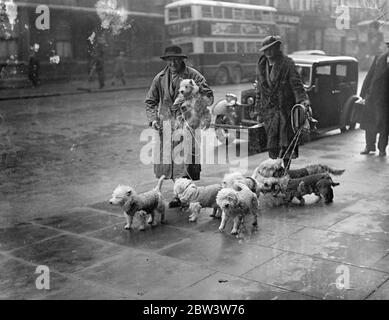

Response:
(296, 65), (311, 87)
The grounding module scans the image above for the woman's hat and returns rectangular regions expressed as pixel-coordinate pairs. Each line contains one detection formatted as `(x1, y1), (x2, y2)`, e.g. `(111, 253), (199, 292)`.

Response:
(160, 45), (188, 60)
(259, 35), (282, 52)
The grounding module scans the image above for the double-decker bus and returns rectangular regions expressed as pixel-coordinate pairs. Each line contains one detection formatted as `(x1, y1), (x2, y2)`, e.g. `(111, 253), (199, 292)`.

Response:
(164, 0), (277, 85)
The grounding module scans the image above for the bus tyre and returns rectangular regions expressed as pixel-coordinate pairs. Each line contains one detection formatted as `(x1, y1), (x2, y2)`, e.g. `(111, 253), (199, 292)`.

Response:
(231, 66), (242, 84)
(215, 67), (229, 86)
(214, 115), (236, 145)
(340, 95), (359, 133)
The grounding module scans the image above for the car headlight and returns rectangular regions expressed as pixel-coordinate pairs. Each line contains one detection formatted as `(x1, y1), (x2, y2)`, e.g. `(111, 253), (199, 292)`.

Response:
(247, 97), (255, 105)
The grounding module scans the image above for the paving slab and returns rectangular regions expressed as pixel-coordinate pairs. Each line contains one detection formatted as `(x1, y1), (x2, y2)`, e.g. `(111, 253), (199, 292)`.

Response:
(271, 228), (389, 269)
(329, 210), (389, 242)
(367, 280), (389, 300)
(167, 272), (315, 300)
(243, 252), (389, 300)
(158, 233), (282, 276)
(371, 254), (389, 273)
(0, 258), (71, 300)
(75, 251), (215, 300)
(260, 199), (355, 229)
(33, 208), (123, 235)
(248, 217), (305, 247)
(11, 234), (126, 274)
(0, 222), (60, 251)
(89, 224), (196, 251)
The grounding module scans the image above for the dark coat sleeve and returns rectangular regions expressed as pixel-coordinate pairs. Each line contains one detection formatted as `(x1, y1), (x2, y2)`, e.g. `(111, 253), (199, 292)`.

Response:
(288, 59), (309, 104)
(360, 56), (378, 99)
(193, 71), (214, 105)
(145, 75), (160, 125)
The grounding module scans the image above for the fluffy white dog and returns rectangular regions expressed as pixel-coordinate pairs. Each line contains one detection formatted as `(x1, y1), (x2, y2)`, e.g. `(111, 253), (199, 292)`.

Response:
(109, 176), (166, 230)
(173, 79), (212, 130)
(216, 183), (259, 237)
(173, 178), (222, 222)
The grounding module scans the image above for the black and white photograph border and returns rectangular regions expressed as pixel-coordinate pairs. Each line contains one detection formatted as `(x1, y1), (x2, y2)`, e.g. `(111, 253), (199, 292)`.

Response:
(1, 0), (389, 305)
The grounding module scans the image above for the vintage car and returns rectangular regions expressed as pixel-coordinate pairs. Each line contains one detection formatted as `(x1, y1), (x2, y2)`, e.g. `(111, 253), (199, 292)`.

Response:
(211, 54), (362, 153)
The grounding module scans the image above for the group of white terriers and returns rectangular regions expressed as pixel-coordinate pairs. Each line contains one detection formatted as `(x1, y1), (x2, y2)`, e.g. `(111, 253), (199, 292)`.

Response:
(109, 158), (344, 238)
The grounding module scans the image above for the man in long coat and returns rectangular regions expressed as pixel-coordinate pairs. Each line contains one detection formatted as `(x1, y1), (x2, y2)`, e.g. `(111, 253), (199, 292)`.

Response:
(255, 36), (310, 168)
(145, 45), (214, 206)
(360, 41), (389, 157)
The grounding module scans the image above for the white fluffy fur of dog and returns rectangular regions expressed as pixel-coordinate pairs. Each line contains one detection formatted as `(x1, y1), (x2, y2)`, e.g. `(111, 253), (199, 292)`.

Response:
(216, 183), (259, 237)
(109, 176), (166, 230)
(222, 171), (260, 196)
(173, 79), (212, 130)
(173, 178), (222, 222)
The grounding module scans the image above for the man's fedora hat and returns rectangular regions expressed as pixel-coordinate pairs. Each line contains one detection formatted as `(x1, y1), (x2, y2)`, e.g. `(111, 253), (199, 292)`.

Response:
(160, 45), (188, 60)
(259, 35), (282, 52)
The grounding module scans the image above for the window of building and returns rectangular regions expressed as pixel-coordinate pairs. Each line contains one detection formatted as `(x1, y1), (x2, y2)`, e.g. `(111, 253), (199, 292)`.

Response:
(202, 6), (213, 18)
(0, 39), (18, 59)
(204, 41), (214, 53)
(180, 6), (192, 19)
(214, 6), (223, 18)
(56, 41), (73, 58)
(215, 41), (225, 53)
(168, 8), (179, 21)
(224, 7), (233, 19)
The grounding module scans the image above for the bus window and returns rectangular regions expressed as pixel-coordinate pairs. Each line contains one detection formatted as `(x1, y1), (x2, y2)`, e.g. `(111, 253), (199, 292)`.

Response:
(246, 42), (256, 53)
(237, 42), (245, 53)
(226, 42), (236, 53)
(214, 6), (223, 19)
(224, 7), (233, 19)
(204, 41), (214, 53)
(202, 6), (213, 18)
(254, 11), (262, 20)
(180, 6), (192, 19)
(234, 8), (244, 20)
(262, 11), (272, 21)
(244, 10), (254, 21)
(180, 42), (194, 54)
(168, 8), (179, 22)
(256, 42), (262, 52)
(216, 42), (225, 53)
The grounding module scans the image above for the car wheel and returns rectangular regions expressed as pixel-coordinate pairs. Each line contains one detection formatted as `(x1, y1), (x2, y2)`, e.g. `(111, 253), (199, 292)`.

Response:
(215, 67), (229, 86)
(230, 66), (242, 84)
(214, 115), (236, 145)
(340, 95), (359, 133)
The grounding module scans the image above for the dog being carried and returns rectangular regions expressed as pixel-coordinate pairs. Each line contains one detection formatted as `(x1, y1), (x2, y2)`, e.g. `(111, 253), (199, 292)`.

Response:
(109, 175), (166, 230)
(173, 79), (212, 130)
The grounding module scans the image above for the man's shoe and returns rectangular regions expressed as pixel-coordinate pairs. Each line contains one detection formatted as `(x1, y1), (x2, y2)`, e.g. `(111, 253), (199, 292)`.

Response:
(379, 151), (387, 157)
(360, 148), (376, 155)
(169, 198), (181, 208)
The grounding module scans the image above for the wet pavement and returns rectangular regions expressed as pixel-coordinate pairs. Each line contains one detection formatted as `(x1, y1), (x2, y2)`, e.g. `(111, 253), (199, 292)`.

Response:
(1, 128), (389, 300)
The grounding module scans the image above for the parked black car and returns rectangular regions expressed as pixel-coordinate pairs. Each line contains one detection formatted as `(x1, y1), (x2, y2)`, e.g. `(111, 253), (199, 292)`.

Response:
(211, 54), (361, 153)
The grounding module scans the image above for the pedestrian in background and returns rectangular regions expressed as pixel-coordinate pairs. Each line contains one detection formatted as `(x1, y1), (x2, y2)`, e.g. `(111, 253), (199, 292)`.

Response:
(360, 41), (389, 157)
(95, 43), (105, 89)
(111, 51), (126, 86)
(255, 36), (310, 169)
(28, 44), (40, 88)
(145, 45), (214, 208)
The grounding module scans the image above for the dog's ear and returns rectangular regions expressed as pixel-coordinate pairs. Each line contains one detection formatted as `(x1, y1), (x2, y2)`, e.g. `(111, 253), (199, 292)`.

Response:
(190, 79), (195, 87)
